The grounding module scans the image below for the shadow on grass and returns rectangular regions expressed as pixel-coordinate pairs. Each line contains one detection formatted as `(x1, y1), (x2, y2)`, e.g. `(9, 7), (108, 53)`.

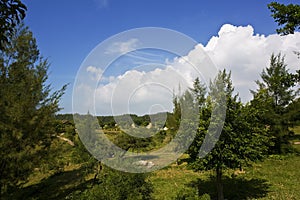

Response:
(6, 167), (92, 200)
(187, 175), (270, 200)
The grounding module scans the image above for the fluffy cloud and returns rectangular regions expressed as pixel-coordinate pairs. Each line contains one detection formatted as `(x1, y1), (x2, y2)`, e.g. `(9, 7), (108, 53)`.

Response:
(94, 66), (190, 115)
(201, 24), (299, 101)
(75, 24), (300, 115)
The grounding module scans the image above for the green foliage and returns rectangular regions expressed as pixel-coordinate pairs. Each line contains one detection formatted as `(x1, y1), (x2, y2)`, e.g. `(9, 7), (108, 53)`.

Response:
(189, 70), (268, 170)
(186, 79), (208, 160)
(186, 70), (268, 200)
(251, 53), (299, 153)
(0, 24), (66, 194)
(172, 89), (199, 154)
(261, 54), (296, 107)
(268, 2), (300, 35)
(39, 119), (77, 174)
(0, 0), (27, 49)
(73, 113), (105, 175)
(70, 167), (153, 200)
(113, 131), (153, 152)
(191, 77), (207, 111)
(287, 98), (300, 125)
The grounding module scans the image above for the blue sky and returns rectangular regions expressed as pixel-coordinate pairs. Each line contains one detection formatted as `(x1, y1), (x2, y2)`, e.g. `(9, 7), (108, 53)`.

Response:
(22, 0), (299, 114)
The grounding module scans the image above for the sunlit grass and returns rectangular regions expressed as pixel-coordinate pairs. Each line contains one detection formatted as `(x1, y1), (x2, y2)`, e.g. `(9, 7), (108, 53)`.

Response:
(9, 126), (300, 199)
(150, 154), (300, 199)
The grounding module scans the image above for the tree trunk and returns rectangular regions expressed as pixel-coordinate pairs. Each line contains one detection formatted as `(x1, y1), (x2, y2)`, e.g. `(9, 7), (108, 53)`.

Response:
(216, 167), (224, 200)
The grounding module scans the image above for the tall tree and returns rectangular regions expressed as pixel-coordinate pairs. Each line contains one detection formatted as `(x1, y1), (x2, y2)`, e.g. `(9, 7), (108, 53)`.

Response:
(0, 0), (27, 50)
(0, 24), (66, 195)
(268, 2), (300, 35)
(187, 70), (268, 200)
(252, 53), (298, 153)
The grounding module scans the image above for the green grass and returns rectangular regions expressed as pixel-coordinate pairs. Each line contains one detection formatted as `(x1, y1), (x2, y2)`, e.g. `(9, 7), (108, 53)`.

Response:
(150, 154), (300, 200)
(245, 155), (300, 199)
(6, 155), (300, 200)
(6, 165), (92, 200)
(11, 154), (300, 199)
(6, 126), (300, 199)
(149, 164), (207, 199)
(7, 151), (300, 200)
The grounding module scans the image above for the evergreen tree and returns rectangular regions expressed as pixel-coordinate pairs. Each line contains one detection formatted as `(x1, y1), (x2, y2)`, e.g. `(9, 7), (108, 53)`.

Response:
(252, 53), (298, 153)
(0, 24), (66, 195)
(187, 70), (268, 200)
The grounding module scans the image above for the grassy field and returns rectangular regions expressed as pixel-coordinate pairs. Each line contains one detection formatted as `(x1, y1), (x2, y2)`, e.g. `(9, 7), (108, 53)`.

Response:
(10, 154), (300, 200)
(150, 155), (300, 200)
(149, 127), (300, 199)
(7, 127), (300, 199)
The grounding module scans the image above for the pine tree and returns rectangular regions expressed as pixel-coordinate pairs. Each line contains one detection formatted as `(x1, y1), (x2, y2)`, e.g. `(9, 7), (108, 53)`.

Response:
(0, 24), (66, 195)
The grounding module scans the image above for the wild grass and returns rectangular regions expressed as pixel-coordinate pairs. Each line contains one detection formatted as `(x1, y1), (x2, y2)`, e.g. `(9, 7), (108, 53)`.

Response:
(150, 154), (300, 200)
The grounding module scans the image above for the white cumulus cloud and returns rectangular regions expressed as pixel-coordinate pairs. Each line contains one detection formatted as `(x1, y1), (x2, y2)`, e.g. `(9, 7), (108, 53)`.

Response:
(200, 24), (300, 101)
(75, 24), (300, 115)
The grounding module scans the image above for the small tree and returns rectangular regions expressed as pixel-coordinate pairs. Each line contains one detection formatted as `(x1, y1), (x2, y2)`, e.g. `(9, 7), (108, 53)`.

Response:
(187, 70), (268, 200)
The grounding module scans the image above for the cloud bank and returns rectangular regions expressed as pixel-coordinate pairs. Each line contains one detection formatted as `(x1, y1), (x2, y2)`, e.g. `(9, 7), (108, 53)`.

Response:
(201, 24), (299, 101)
(79, 24), (300, 115)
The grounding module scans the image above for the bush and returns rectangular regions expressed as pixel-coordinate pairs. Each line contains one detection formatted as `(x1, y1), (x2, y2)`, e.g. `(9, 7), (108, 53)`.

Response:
(69, 167), (153, 200)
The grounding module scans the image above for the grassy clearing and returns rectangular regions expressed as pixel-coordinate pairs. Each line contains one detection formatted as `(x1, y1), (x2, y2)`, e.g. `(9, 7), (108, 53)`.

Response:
(245, 155), (300, 200)
(8, 126), (300, 199)
(8, 154), (300, 200)
(11, 154), (300, 199)
(149, 164), (207, 199)
(150, 155), (300, 200)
